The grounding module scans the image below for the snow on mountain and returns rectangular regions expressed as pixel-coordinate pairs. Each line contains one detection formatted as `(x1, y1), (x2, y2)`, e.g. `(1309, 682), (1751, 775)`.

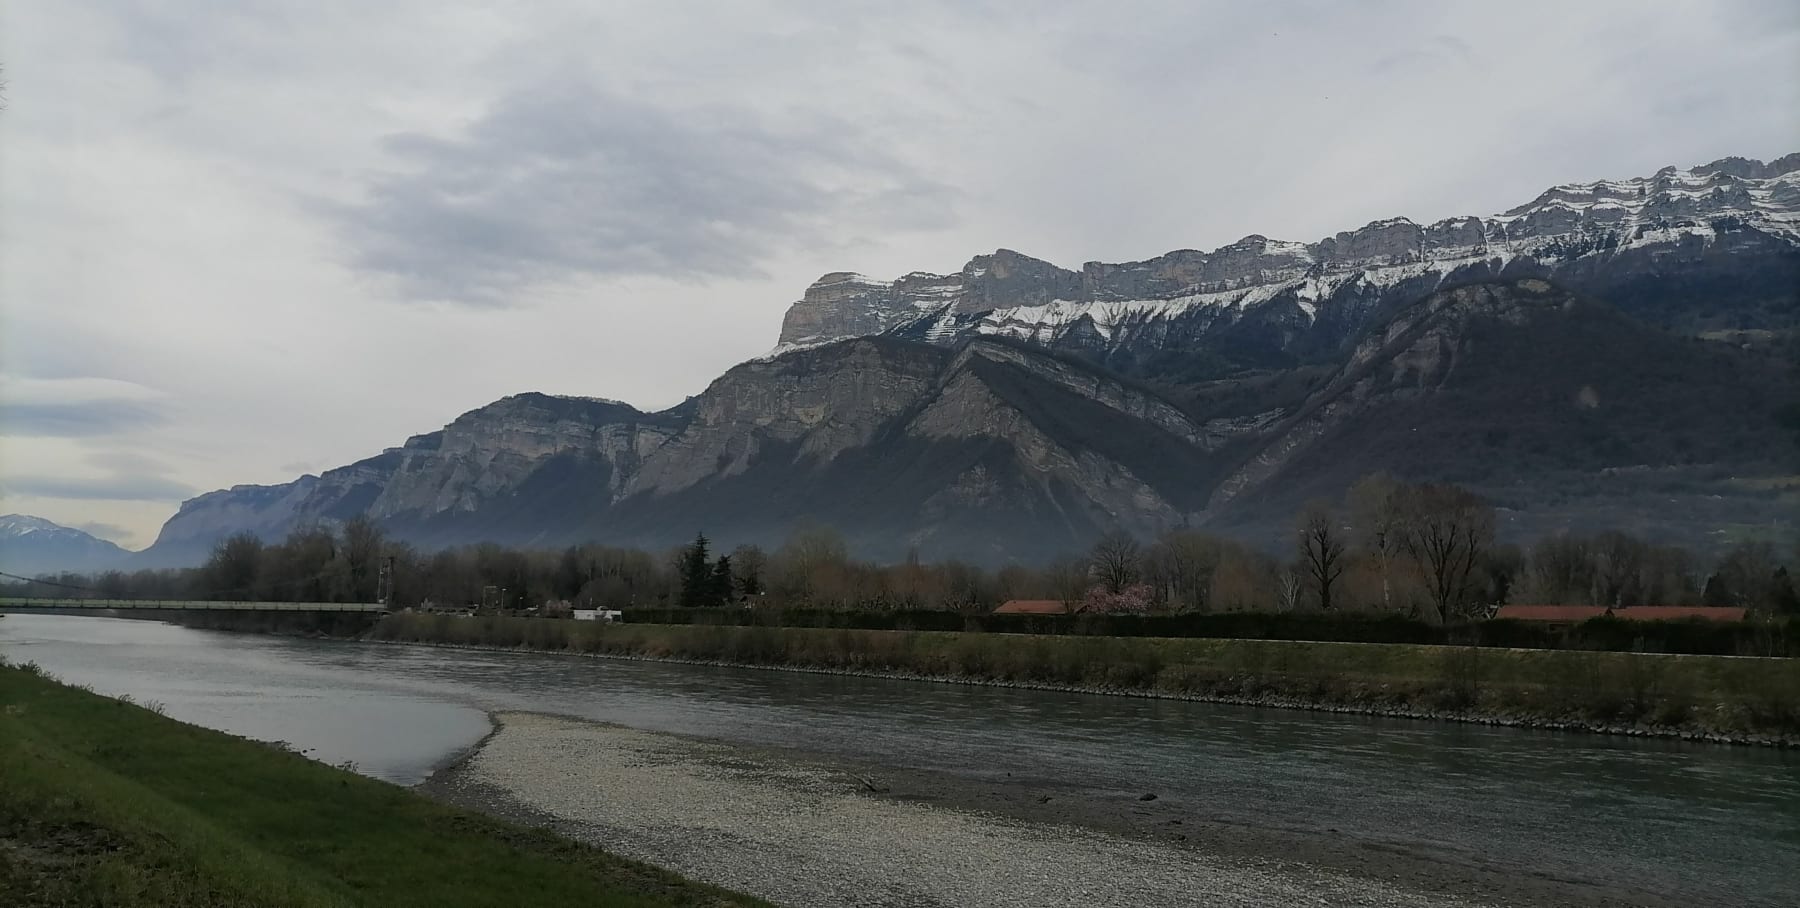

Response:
(0, 514), (132, 578)
(773, 154), (1800, 358)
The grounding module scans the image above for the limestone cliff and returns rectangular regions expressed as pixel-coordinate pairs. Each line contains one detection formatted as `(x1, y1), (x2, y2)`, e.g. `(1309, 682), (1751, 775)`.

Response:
(776, 155), (1800, 384)
(136, 153), (1800, 564)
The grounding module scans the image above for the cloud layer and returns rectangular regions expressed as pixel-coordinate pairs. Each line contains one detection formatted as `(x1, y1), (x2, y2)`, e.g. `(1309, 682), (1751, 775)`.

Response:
(337, 80), (957, 304)
(2, 0), (1797, 548)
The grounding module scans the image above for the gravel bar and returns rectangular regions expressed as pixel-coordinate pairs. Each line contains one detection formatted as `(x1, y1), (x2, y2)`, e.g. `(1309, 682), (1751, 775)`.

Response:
(423, 712), (1615, 908)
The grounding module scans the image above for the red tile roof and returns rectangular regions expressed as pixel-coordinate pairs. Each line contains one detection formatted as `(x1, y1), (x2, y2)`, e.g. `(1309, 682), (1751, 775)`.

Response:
(994, 600), (1074, 615)
(1494, 605), (1609, 622)
(1494, 605), (1747, 623)
(1612, 606), (1747, 622)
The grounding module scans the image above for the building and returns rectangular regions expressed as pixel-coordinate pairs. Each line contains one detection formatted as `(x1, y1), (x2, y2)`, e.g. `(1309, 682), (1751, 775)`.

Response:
(1493, 605), (1748, 623)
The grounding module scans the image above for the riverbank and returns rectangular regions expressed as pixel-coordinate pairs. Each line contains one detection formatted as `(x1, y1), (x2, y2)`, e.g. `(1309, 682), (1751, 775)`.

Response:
(0, 661), (767, 908)
(368, 614), (1800, 744)
(422, 711), (1686, 908)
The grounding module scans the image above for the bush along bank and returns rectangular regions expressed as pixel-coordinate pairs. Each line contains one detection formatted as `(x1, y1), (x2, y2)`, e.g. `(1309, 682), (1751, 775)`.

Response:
(369, 614), (1800, 744)
(617, 607), (1800, 657)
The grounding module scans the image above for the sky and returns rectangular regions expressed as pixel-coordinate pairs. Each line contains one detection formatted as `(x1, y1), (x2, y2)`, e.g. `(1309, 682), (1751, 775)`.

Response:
(2, 1), (1798, 550)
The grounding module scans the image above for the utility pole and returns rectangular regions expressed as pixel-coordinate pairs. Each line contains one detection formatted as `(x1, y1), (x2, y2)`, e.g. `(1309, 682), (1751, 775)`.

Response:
(377, 556), (395, 608)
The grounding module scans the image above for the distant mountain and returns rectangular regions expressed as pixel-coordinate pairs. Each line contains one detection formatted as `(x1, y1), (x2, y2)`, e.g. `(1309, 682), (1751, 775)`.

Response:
(136, 154), (1800, 566)
(777, 155), (1800, 384)
(0, 515), (132, 578)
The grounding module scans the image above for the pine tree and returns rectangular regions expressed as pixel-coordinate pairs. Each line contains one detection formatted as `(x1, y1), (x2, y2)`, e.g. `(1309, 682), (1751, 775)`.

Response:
(710, 555), (735, 606)
(1772, 567), (1799, 615)
(1700, 572), (1733, 607)
(677, 532), (711, 608)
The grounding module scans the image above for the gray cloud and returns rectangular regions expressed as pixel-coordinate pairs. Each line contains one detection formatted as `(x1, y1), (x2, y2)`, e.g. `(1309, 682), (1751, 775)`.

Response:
(1369, 35), (1477, 75)
(5, 0), (1798, 548)
(4, 473), (195, 502)
(0, 400), (169, 438)
(85, 450), (177, 475)
(334, 79), (959, 304)
(72, 520), (132, 542)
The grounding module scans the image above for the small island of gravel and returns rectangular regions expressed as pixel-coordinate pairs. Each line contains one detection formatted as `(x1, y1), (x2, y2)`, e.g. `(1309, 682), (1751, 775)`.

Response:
(421, 712), (1682, 908)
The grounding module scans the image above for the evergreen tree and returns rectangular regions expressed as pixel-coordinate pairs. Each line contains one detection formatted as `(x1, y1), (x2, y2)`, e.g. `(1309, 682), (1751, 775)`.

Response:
(710, 555), (735, 606)
(1772, 567), (1800, 615)
(1701, 572), (1733, 607)
(677, 532), (712, 607)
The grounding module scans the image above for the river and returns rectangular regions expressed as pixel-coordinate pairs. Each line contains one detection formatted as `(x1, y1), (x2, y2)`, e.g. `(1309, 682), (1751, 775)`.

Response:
(2, 614), (1795, 906)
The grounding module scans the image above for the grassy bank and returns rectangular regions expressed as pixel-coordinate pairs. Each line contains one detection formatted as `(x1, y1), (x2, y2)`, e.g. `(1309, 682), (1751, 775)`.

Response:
(620, 607), (1800, 657)
(371, 614), (1800, 741)
(0, 662), (768, 908)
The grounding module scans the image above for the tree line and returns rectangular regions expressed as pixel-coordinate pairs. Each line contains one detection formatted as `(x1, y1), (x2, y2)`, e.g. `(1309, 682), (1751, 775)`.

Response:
(6, 477), (1795, 621)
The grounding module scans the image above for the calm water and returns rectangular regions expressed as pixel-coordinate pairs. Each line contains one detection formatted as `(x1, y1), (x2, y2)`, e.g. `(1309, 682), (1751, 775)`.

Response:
(3, 614), (1796, 906)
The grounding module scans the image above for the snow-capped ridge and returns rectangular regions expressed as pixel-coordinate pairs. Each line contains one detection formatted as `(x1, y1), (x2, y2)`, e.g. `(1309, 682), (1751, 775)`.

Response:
(776, 153), (1800, 353)
(0, 514), (132, 576)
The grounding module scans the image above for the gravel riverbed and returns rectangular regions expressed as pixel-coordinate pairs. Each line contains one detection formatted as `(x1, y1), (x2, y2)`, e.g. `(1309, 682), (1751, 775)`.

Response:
(422, 713), (1666, 908)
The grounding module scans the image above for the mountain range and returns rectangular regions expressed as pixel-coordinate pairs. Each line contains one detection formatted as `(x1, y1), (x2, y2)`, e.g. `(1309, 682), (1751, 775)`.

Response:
(129, 154), (1799, 567)
(0, 515), (132, 578)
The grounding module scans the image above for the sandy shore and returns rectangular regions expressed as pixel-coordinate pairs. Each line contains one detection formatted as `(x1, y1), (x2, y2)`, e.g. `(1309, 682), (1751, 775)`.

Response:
(421, 712), (1671, 908)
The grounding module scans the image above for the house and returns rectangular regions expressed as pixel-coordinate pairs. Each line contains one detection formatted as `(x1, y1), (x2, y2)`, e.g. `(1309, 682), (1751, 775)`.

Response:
(994, 600), (1076, 616)
(1494, 605), (1748, 623)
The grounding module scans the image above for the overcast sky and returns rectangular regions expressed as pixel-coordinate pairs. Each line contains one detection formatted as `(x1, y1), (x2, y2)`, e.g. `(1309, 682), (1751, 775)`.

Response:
(2, 1), (1797, 550)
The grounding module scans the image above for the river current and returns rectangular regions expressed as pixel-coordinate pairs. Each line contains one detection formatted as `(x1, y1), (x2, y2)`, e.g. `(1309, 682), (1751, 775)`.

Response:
(3, 614), (1795, 905)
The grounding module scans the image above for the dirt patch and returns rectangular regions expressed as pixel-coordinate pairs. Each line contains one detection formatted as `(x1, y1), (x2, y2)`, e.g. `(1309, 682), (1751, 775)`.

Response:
(0, 817), (132, 906)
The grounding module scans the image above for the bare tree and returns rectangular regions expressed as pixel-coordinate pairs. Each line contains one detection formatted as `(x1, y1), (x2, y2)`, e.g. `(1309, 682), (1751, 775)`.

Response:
(1348, 474), (1404, 611)
(1527, 534), (1593, 604)
(341, 515), (387, 603)
(1043, 555), (1092, 609)
(204, 532), (265, 600)
(1718, 542), (1781, 612)
(1088, 531), (1142, 594)
(1398, 483), (1495, 623)
(1588, 531), (1647, 607)
(1297, 501), (1347, 611)
(1146, 529), (1223, 613)
(1276, 568), (1303, 613)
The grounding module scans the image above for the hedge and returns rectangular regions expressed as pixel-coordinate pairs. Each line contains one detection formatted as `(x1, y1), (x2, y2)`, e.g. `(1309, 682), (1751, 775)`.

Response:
(615, 608), (1798, 657)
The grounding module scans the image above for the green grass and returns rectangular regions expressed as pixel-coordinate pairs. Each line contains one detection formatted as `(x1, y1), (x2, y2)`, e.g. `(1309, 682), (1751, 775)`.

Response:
(0, 662), (769, 908)
(371, 614), (1800, 737)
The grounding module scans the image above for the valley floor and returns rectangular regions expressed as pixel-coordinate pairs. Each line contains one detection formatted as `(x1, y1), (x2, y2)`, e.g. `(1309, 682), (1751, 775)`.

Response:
(422, 711), (1682, 908)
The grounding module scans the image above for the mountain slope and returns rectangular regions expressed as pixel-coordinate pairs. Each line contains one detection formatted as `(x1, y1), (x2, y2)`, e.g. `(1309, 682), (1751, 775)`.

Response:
(137, 278), (1793, 565)
(0, 515), (132, 577)
(137, 338), (1268, 563)
(779, 154), (1800, 383)
(1203, 279), (1792, 544)
(595, 337), (1262, 559)
(141, 394), (682, 565)
(133, 153), (1800, 566)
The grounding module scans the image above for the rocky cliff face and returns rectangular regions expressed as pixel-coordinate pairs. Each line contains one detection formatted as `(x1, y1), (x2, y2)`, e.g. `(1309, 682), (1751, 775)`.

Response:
(141, 336), (1241, 561)
(140, 277), (1792, 564)
(776, 155), (1800, 379)
(1199, 279), (1792, 544)
(141, 394), (680, 565)
(138, 154), (1800, 565)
